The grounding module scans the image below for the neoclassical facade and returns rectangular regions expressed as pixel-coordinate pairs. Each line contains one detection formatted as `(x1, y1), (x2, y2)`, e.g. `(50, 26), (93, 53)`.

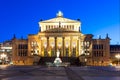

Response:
(12, 11), (110, 66)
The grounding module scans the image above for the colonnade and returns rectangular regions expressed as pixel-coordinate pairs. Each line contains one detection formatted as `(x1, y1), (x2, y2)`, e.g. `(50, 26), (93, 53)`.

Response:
(40, 36), (81, 57)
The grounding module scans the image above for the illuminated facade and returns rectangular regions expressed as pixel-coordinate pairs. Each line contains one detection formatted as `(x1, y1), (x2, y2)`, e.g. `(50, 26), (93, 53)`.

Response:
(110, 45), (120, 66)
(0, 41), (12, 64)
(12, 11), (110, 66)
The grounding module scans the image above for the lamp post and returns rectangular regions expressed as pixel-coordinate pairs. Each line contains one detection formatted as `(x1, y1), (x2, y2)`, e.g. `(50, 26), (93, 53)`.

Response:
(115, 54), (120, 66)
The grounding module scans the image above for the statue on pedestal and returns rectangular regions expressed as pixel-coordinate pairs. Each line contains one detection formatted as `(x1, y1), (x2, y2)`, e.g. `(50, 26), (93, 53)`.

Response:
(54, 50), (62, 64)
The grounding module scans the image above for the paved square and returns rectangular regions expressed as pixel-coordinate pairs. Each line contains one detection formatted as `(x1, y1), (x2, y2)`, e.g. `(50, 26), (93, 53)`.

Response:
(0, 65), (120, 80)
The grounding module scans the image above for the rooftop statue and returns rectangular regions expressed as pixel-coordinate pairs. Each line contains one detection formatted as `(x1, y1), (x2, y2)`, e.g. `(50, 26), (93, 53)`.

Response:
(56, 11), (63, 17)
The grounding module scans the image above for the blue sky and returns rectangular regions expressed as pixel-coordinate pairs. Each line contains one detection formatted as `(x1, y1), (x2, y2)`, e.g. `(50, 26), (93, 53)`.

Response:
(0, 0), (119, 44)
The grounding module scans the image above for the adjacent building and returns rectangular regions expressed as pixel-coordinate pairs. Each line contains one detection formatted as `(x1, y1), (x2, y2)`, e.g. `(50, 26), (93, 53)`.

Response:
(110, 45), (120, 66)
(0, 41), (12, 64)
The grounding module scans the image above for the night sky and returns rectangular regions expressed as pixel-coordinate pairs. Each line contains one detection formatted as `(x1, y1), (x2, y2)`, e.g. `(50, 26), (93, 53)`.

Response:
(0, 0), (119, 44)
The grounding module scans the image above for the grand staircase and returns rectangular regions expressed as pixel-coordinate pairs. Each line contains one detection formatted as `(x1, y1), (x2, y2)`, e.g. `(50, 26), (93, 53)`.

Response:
(38, 57), (80, 66)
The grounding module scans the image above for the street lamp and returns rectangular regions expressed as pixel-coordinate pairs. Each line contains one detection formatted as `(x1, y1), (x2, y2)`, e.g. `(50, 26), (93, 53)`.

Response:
(115, 54), (120, 66)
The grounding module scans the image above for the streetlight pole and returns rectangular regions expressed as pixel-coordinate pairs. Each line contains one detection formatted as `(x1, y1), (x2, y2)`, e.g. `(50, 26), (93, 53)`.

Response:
(115, 54), (120, 66)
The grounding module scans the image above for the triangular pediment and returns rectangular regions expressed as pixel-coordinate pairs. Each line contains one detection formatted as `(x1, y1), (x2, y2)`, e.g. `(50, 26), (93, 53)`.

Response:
(41, 17), (79, 23)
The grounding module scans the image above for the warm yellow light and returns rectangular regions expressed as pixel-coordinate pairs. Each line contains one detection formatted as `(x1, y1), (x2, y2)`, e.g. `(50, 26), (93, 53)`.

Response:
(58, 42), (62, 48)
(85, 58), (87, 62)
(44, 42), (47, 48)
(48, 51), (51, 55)
(73, 42), (76, 48)
(115, 54), (120, 66)
(66, 43), (69, 48)
(1, 53), (7, 58)
(115, 54), (120, 59)
(51, 42), (54, 48)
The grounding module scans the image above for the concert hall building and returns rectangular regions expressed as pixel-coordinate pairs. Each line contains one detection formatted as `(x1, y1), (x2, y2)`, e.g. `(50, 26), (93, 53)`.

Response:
(12, 11), (110, 66)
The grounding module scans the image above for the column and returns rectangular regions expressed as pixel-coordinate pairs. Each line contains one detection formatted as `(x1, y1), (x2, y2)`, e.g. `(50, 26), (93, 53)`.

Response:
(55, 37), (57, 55)
(77, 39), (79, 57)
(47, 37), (49, 56)
(79, 38), (81, 56)
(40, 37), (43, 56)
(47, 37), (49, 49)
(70, 36), (73, 57)
(62, 37), (65, 57)
(39, 37), (41, 56)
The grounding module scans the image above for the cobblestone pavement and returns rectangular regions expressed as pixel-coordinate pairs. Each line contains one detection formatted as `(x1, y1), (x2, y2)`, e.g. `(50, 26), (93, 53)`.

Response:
(0, 65), (120, 80)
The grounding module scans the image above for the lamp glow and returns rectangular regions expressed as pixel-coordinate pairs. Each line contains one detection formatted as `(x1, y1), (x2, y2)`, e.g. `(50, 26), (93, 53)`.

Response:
(115, 54), (120, 66)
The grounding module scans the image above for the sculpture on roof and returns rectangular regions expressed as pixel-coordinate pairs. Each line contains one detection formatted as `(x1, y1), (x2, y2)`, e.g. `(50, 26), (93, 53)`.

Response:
(56, 11), (63, 17)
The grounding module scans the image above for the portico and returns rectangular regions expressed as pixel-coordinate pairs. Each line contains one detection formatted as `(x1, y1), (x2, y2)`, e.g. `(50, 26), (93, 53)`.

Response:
(39, 36), (81, 57)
